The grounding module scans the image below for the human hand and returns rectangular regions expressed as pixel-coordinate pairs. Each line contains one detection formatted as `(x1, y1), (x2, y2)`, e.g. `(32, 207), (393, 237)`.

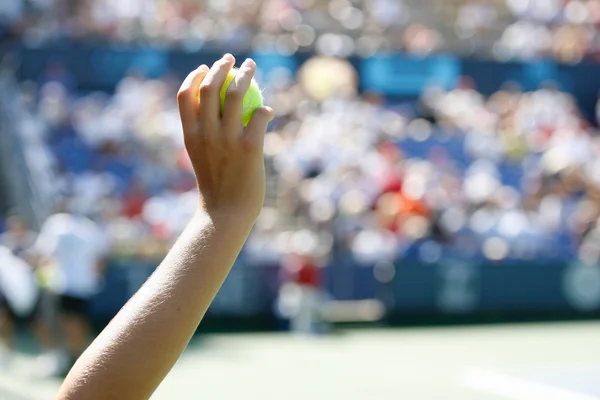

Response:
(177, 54), (274, 226)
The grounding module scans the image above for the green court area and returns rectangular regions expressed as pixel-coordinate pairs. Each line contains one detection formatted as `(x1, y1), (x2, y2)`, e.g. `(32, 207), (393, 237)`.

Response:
(2, 322), (599, 399)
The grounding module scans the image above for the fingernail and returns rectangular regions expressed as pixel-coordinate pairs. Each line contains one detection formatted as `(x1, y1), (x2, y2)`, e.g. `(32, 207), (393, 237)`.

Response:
(223, 53), (235, 62)
(241, 58), (255, 68)
(198, 64), (209, 71)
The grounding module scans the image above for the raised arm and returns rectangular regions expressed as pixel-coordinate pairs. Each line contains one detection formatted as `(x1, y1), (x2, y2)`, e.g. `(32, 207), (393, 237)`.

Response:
(57, 54), (274, 400)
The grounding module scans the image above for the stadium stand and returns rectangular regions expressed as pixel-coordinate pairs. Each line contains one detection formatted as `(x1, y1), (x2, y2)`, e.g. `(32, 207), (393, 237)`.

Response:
(2, 0), (600, 61)
(0, 55), (593, 266)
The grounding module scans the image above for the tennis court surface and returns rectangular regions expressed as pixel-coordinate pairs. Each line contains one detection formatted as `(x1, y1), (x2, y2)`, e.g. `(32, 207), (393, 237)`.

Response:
(2, 321), (599, 399)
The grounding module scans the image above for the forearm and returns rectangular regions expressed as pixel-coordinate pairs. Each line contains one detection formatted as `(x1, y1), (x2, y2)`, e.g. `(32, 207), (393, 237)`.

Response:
(57, 210), (252, 400)
(57, 53), (273, 400)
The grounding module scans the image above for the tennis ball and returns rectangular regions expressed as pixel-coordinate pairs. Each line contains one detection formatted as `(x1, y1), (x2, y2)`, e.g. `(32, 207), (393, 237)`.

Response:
(220, 68), (263, 126)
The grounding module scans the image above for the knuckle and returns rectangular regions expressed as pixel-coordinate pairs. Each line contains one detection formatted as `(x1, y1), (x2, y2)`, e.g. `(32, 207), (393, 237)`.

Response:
(226, 89), (244, 102)
(199, 83), (215, 97)
(222, 137), (237, 149)
(240, 72), (255, 84)
(218, 58), (233, 66)
(211, 60), (228, 72)
(186, 131), (211, 150)
(236, 69), (251, 81)
(177, 87), (190, 100)
(200, 129), (218, 145)
(242, 136), (262, 152)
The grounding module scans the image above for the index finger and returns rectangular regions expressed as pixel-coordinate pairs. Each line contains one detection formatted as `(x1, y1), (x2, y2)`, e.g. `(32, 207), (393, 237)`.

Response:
(177, 65), (209, 132)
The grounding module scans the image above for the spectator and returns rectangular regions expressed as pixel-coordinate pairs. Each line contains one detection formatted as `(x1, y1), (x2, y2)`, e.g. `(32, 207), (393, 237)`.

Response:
(0, 246), (40, 368)
(277, 252), (326, 335)
(34, 200), (108, 375)
(0, 214), (37, 258)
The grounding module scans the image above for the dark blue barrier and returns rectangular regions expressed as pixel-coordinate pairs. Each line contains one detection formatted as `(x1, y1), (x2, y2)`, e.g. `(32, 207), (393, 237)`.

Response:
(395, 262), (438, 313)
(477, 263), (568, 312)
(209, 262), (279, 316)
(91, 258), (600, 322)
(19, 43), (169, 90)
(90, 259), (154, 321)
(90, 260), (280, 321)
(394, 260), (600, 316)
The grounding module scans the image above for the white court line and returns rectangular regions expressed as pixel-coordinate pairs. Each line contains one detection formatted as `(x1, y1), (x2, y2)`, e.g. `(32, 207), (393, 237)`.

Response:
(462, 367), (600, 400)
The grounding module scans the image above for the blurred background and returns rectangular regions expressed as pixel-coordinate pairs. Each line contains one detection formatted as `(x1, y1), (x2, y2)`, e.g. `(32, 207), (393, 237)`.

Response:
(1, 0), (600, 399)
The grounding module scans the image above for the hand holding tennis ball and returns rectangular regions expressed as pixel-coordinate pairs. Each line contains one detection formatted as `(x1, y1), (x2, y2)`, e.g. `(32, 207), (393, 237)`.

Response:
(178, 54), (274, 223)
(220, 68), (263, 126)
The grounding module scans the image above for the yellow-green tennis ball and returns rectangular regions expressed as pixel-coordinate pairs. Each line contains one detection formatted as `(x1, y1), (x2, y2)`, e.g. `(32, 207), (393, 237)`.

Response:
(220, 68), (263, 126)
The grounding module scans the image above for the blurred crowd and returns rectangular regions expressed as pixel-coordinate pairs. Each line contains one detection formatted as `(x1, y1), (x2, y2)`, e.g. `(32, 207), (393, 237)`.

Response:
(257, 63), (599, 266)
(3, 56), (600, 270)
(494, 0), (600, 62)
(0, 0), (436, 56)
(2, 0), (600, 62)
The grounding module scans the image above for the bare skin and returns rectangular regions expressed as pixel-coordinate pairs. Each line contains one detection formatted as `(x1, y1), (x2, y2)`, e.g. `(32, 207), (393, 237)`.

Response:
(56, 54), (274, 400)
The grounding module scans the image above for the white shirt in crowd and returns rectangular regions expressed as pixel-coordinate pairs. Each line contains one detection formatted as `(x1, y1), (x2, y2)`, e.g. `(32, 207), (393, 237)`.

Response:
(0, 246), (39, 317)
(35, 213), (107, 298)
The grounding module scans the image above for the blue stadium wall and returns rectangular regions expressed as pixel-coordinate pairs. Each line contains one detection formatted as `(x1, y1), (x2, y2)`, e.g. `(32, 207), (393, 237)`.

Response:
(15, 42), (600, 121)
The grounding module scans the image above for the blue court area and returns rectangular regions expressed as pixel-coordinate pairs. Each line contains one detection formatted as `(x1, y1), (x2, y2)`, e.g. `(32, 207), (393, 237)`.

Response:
(2, 322), (599, 400)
